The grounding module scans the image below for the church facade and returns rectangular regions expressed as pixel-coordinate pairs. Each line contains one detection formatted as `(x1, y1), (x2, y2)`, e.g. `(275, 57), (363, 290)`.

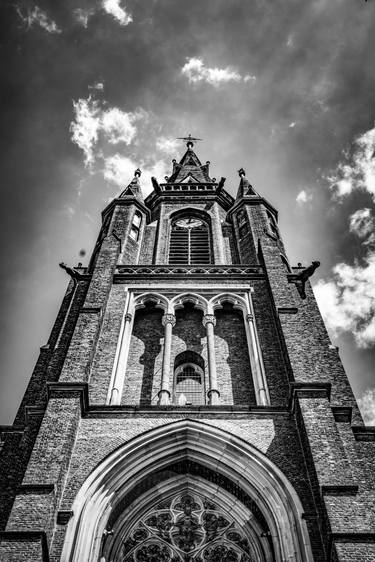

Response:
(0, 140), (374, 561)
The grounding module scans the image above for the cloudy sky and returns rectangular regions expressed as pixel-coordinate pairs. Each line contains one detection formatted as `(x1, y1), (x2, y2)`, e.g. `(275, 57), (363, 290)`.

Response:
(1, 0), (375, 424)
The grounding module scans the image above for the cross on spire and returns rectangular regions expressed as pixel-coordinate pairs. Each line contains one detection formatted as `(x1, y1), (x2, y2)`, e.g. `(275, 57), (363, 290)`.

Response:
(177, 134), (202, 148)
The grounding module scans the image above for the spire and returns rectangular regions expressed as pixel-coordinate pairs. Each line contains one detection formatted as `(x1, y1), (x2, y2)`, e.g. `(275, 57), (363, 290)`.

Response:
(236, 168), (257, 199)
(119, 168), (144, 200)
(166, 135), (214, 184)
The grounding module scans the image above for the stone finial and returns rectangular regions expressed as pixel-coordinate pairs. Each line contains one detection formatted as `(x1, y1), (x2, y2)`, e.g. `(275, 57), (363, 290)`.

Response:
(134, 168), (141, 177)
(238, 168), (246, 177)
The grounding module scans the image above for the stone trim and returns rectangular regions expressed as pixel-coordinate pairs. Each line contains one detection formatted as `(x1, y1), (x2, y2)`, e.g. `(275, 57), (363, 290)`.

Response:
(288, 382), (332, 412)
(0, 531), (50, 561)
(46, 382), (89, 415)
(332, 406), (352, 423)
(57, 510), (74, 525)
(277, 307), (298, 315)
(321, 485), (358, 496)
(352, 426), (375, 441)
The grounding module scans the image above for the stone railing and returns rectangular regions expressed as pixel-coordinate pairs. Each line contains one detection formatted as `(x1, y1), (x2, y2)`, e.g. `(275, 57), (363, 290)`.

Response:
(115, 265), (263, 277)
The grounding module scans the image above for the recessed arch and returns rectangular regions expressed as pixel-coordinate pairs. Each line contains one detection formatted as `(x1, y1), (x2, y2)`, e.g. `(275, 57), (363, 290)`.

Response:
(132, 292), (170, 314)
(170, 292), (208, 314)
(61, 420), (313, 562)
(208, 293), (249, 315)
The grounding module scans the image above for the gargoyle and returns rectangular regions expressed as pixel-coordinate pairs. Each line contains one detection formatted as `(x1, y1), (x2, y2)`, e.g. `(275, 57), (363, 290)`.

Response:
(296, 260), (320, 299)
(59, 262), (82, 284)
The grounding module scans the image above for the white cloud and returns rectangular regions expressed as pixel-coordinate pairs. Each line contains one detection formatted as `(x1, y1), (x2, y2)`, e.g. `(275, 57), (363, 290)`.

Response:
(102, 0), (132, 25)
(358, 388), (375, 426)
(16, 5), (61, 34)
(91, 82), (104, 91)
(289, 122), (296, 128)
(73, 8), (95, 28)
(327, 125), (375, 199)
(156, 137), (180, 153)
(70, 97), (101, 165)
(296, 189), (313, 204)
(103, 154), (166, 196)
(70, 97), (145, 165)
(314, 252), (375, 348)
(181, 58), (255, 87)
(349, 208), (374, 240)
(101, 108), (138, 144)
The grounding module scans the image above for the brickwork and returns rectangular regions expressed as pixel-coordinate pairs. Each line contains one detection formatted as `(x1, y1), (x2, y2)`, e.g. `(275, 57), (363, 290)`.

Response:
(214, 306), (255, 405)
(1, 149), (374, 562)
(89, 285), (126, 404)
(123, 305), (164, 405)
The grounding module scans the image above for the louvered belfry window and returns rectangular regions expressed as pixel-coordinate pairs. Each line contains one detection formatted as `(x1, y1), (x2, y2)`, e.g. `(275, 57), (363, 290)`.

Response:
(169, 217), (211, 264)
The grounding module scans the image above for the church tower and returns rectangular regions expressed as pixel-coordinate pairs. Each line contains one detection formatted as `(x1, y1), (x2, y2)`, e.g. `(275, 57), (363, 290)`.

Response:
(1, 138), (374, 561)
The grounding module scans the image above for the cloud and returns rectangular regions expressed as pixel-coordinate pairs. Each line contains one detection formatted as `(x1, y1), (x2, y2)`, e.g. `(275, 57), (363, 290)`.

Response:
(358, 388), (375, 426)
(70, 97), (101, 165)
(70, 96), (144, 165)
(327, 125), (375, 199)
(314, 252), (375, 348)
(102, 0), (132, 26)
(181, 58), (255, 87)
(156, 137), (180, 153)
(89, 82), (104, 91)
(73, 8), (95, 28)
(103, 154), (166, 196)
(296, 189), (313, 204)
(101, 108), (138, 144)
(349, 208), (375, 244)
(16, 5), (61, 34)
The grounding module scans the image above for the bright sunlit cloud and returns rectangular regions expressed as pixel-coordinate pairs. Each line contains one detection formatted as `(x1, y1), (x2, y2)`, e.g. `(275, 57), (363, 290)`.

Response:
(16, 5), (61, 34)
(314, 252), (375, 349)
(327, 125), (375, 199)
(358, 388), (375, 425)
(181, 57), (255, 87)
(296, 189), (313, 204)
(102, 0), (133, 26)
(103, 154), (166, 196)
(70, 96), (145, 165)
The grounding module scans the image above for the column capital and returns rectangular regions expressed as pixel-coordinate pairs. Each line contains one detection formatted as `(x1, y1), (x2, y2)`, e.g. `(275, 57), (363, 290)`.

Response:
(125, 313), (133, 322)
(246, 314), (254, 322)
(203, 314), (216, 328)
(162, 313), (176, 327)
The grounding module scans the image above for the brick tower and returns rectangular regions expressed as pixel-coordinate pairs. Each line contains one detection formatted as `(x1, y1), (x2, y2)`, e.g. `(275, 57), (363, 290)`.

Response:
(0, 138), (374, 561)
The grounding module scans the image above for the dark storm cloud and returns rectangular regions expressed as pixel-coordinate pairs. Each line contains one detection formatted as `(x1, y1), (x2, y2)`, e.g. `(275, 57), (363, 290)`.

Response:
(0, 0), (375, 422)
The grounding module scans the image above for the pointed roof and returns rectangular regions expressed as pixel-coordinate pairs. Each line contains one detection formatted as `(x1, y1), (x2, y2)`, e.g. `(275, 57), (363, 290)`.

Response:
(236, 168), (258, 199)
(119, 168), (144, 201)
(167, 147), (214, 184)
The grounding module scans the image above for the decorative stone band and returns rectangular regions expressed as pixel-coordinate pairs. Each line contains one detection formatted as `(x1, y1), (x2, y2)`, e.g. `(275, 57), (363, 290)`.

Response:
(115, 265), (264, 277)
(162, 313), (176, 327)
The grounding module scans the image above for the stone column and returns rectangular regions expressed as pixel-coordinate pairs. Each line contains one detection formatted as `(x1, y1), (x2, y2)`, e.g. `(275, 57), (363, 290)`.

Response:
(244, 313), (269, 405)
(108, 312), (134, 405)
(203, 314), (220, 405)
(158, 313), (176, 405)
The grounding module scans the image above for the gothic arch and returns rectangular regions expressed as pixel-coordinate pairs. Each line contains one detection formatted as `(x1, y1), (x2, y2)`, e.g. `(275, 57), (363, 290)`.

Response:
(61, 420), (313, 562)
(132, 292), (170, 314)
(208, 293), (249, 315)
(170, 292), (208, 314)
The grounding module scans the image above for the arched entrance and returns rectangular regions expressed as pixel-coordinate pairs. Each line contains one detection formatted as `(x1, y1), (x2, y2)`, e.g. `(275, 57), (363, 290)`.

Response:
(61, 420), (313, 562)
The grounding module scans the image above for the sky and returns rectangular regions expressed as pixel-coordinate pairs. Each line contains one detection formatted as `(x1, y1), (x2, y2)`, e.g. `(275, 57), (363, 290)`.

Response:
(1, 0), (375, 425)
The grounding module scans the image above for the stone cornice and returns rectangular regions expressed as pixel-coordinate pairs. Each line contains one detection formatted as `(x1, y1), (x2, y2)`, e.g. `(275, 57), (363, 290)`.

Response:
(101, 197), (151, 223)
(227, 195), (278, 220)
(145, 190), (234, 213)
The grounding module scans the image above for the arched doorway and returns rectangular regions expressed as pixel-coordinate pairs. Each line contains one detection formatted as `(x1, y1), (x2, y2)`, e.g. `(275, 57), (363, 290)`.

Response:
(61, 421), (313, 562)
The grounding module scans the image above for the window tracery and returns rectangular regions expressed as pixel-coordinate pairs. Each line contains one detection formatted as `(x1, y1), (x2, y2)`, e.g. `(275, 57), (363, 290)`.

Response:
(120, 493), (256, 562)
